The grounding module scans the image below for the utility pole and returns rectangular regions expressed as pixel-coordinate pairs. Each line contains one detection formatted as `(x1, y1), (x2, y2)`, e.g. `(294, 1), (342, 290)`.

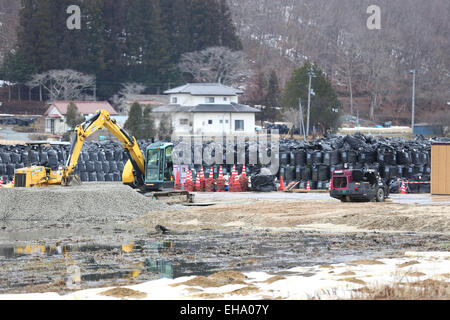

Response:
(410, 69), (416, 130)
(306, 67), (315, 138)
(299, 98), (306, 140)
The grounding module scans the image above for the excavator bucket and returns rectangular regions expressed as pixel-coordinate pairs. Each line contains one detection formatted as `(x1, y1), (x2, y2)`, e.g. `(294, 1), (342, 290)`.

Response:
(61, 174), (82, 187)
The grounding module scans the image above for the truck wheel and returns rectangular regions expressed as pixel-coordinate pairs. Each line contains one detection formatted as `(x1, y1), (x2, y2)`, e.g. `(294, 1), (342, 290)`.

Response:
(376, 188), (385, 202)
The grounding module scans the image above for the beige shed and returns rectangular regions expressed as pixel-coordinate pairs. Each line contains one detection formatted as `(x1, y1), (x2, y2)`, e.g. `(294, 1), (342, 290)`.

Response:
(431, 142), (450, 195)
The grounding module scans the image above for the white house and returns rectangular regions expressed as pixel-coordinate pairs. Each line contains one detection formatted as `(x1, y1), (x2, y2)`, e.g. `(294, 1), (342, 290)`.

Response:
(43, 101), (118, 134)
(152, 83), (260, 135)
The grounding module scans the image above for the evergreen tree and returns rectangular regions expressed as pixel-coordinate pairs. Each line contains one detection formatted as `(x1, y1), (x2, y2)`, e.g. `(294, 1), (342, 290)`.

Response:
(7, 0), (242, 99)
(82, 0), (107, 75)
(141, 106), (156, 140)
(32, 0), (59, 72)
(262, 70), (281, 122)
(1, 51), (36, 100)
(281, 62), (342, 133)
(145, 0), (171, 92)
(65, 102), (86, 128)
(217, 0), (242, 50)
(124, 102), (143, 139)
(157, 114), (173, 141)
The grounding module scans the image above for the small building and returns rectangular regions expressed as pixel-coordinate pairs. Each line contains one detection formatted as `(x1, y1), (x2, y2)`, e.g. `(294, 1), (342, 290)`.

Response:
(43, 101), (118, 134)
(121, 94), (169, 114)
(431, 142), (450, 195)
(152, 83), (260, 135)
(413, 123), (443, 136)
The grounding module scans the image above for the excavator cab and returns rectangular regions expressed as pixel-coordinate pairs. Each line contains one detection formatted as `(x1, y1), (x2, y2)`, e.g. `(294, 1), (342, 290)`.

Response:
(144, 142), (175, 191)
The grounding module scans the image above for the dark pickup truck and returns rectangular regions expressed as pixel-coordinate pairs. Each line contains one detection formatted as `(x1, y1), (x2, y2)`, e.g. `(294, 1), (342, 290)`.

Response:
(330, 169), (389, 202)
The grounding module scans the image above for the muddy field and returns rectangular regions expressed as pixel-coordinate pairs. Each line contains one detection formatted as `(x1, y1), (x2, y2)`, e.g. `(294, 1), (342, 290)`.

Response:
(0, 183), (449, 296)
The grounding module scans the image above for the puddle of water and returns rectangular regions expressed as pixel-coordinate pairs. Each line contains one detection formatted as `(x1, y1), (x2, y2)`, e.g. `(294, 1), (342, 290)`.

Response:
(1, 231), (446, 294)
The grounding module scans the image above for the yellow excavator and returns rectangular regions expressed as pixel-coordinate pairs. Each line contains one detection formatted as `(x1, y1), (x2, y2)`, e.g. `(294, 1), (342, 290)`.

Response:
(15, 110), (159, 189)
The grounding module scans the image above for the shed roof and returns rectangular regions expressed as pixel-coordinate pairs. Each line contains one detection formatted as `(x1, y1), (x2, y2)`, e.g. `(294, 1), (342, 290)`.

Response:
(153, 102), (260, 113)
(44, 101), (118, 116)
(164, 83), (243, 96)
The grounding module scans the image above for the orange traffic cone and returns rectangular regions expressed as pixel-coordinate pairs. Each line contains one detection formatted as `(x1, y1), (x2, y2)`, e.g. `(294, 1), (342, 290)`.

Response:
(230, 165), (237, 182)
(400, 180), (407, 194)
(239, 164), (249, 192)
(184, 170), (194, 192)
(199, 166), (206, 192)
(12, 176), (15, 187)
(230, 173), (241, 192)
(194, 172), (201, 192)
(241, 164), (247, 178)
(174, 170), (182, 190)
(216, 166), (225, 192)
(0, 176), (3, 188)
(205, 167), (215, 192)
(279, 176), (285, 191)
(306, 180), (311, 192)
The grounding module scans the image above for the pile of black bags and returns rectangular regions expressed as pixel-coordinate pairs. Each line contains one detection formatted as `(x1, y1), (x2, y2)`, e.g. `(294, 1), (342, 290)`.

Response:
(0, 140), (135, 183)
(0, 134), (446, 193)
(275, 134), (439, 193)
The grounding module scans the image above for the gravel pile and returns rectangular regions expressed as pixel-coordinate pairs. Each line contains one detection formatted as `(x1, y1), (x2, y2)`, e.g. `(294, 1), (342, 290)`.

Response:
(0, 183), (174, 223)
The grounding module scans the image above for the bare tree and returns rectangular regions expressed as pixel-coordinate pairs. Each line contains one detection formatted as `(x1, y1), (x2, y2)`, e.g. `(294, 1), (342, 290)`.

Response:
(228, 0), (450, 123)
(35, 69), (96, 101)
(111, 82), (147, 112)
(119, 82), (146, 96)
(178, 46), (251, 86)
(26, 73), (46, 101)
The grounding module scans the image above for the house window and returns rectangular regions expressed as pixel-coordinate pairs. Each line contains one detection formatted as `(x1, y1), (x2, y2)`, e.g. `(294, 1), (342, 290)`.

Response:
(225, 120), (229, 124)
(208, 120), (213, 125)
(205, 97), (215, 103)
(219, 120), (223, 124)
(172, 97), (178, 104)
(224, 97), (228, 102)
(235, 120), (244, 131)
(180, 119), (188, 125)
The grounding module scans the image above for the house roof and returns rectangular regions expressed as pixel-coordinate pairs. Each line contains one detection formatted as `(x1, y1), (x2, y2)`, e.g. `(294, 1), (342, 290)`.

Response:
(164, 83), (243, 96)
(124, 95), (169, 105)
(44, 101), (118, 116)
(153, 102), (260, 113)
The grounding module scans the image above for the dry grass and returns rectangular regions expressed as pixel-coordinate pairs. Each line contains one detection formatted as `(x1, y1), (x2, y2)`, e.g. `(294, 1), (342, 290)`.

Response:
(353, 279), (450, 300)
(347, 259), (385, 266)
(225, 285), (260, 296)
(99, 287), (147, 299)
(262, 275), (286, 284)
(397, 260), (420, 268)
(338, 277), (367, 285)
(171, 270), (248, 288)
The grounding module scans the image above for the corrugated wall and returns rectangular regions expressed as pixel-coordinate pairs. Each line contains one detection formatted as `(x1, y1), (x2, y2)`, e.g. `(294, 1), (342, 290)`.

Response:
(431, 144), (450, 195)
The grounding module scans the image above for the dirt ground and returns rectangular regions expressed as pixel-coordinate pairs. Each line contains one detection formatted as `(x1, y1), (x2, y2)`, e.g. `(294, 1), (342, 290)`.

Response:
(134, 199), (450, 234)
(0, 185), (449, 296)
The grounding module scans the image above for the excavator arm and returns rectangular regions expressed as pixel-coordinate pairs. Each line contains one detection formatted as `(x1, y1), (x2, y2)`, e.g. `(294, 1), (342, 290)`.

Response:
(62, 110), (146, 187)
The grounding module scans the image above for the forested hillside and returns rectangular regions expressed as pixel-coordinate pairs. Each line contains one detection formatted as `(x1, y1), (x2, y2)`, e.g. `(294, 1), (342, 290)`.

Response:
(228, 0), (450, 123)
(1, 0), (448, 124)
(1, 0), (241, 99)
